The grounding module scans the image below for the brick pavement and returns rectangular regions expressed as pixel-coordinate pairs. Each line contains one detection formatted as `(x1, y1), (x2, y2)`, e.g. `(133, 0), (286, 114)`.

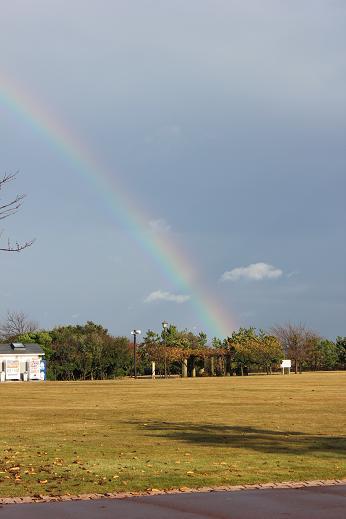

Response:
(0, 478), (345, 505)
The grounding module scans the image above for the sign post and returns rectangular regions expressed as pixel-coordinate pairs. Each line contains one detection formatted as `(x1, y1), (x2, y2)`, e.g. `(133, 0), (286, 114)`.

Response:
(280, 359), (291, 375)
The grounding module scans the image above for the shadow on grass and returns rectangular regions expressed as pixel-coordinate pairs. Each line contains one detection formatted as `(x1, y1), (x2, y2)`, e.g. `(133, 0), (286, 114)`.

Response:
(127, 421), (346, 457)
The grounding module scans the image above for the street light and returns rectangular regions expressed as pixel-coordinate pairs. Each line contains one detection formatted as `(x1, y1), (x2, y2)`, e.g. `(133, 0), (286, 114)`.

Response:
(162, 321), (168, 378)
(131, 329), (141, 379)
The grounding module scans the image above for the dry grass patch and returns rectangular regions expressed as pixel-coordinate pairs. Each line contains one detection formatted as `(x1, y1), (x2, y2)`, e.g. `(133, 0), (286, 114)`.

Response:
(0, 372), (345, 497)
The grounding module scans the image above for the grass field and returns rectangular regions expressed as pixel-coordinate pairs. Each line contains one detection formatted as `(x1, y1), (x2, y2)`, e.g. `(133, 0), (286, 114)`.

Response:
(0, 373), (345, 497)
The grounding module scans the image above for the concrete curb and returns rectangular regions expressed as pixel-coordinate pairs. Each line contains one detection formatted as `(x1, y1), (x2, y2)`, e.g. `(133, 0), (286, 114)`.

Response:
(0, 478), (346, 505)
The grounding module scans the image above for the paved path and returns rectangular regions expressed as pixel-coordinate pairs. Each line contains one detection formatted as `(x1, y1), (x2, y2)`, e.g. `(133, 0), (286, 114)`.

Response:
(1, 485), (345, 519)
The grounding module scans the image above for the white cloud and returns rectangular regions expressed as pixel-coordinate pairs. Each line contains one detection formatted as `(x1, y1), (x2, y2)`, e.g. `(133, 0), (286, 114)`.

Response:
(149, 218), (171, 233)
(144, 290), (190, 304)
(221, 262), (283, 282)
(286, 270), (299, 279)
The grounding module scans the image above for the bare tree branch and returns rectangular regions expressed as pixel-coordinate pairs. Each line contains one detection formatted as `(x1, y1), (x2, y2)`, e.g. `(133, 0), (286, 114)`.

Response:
(0, 310), (39, 340)
(0, 172), (34, 252)
(0, 238), (35, 252)
(271, 322), (318, 374)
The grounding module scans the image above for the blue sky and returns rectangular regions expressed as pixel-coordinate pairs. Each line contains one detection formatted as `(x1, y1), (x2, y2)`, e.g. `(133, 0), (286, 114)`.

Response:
(0, 0), (345, 339)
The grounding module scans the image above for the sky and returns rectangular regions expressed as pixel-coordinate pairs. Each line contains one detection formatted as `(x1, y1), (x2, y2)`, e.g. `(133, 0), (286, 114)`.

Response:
(0, 0), (345, 340)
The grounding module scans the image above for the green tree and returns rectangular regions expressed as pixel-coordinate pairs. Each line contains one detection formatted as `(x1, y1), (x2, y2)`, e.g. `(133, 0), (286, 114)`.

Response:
(48, 322), (131, 380)
(256, 332), (284, 374)
(228, 328), (258, 376)
(101, 336), (131, 378)
(211, 337), (223, 349)
(336, 337), (346, 370)
(306, 338), (338, 371)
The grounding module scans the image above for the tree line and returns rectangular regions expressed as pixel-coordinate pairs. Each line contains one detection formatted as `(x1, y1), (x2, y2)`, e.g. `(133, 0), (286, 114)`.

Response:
(140, 324), (346, 376)
(0, 315), (131, 380)
(0, 310), (345, 380)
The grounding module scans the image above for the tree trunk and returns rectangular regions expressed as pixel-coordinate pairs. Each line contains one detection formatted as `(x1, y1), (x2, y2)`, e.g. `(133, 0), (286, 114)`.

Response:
(210, 356), (215, 376)
(225, 355), (231, 376)
(182, 358), (188, 378)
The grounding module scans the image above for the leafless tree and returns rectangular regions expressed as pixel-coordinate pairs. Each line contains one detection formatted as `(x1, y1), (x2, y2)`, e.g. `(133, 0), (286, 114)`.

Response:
(0, 172), (34, 252)
(0, 310), (38, 340)
(271, 322), (318, 373)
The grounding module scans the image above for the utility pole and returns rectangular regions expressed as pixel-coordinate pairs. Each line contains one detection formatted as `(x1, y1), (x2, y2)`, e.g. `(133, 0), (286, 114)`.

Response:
(162, 321), (168, 378)
(130, 329), (141, 378)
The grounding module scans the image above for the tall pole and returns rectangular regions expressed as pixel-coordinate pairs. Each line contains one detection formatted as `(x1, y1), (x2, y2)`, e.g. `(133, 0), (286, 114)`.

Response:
(133, 332), (137, 379)
(131, 329), (141, 379)
(162, 321), (168, 379)
(164, 327), (167, 378)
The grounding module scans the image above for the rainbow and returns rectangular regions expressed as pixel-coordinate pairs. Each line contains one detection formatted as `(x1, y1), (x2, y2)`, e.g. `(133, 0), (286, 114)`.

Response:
(0, 74), (236, 338)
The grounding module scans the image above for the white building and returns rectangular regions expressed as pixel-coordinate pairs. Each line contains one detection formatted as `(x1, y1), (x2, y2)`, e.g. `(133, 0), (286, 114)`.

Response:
(0, 343), (45, 381)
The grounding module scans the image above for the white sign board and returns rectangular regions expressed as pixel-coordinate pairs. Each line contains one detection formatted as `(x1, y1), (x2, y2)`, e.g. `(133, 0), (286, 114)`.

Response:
(29, 359), (40, 380)
(280, 359), (292, 368)
(5, 359), (20, 380)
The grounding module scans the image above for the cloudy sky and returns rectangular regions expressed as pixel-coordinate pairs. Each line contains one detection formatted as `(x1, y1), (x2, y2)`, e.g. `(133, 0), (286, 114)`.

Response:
(0, 0), (345, 339)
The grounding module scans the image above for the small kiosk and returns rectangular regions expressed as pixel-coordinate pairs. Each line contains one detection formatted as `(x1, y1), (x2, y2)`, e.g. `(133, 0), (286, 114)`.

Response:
(0, 343), (45, 381)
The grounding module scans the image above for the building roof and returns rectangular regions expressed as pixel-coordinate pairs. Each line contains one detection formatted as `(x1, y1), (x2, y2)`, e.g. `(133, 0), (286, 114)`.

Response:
(0, 343), (45, 355)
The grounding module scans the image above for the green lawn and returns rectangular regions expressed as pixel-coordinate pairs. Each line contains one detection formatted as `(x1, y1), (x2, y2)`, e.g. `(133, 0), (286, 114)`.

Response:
(0, 373), (345, 497)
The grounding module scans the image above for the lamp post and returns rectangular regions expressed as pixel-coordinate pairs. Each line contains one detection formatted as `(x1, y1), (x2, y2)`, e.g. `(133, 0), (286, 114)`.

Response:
(131, 329), (141, 379)
(162, 321), (168, 378)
